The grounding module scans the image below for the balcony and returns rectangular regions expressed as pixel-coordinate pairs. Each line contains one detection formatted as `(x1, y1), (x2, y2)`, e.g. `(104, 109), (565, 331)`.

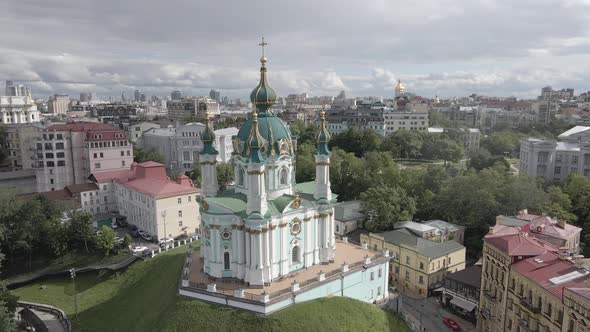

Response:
(518, 319), (538, 332)
(520, 297), (541, 314)
(483, 289), (496, 300)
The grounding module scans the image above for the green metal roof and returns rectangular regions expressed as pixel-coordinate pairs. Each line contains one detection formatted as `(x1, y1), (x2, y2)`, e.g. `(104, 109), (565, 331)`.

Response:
(380, 229), (465, 259)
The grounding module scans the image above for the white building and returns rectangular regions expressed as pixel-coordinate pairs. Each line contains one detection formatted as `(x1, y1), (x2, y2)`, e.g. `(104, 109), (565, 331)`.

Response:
(0, 96), (41, 124)
(127, 121), (159, 144)
(383, 110), (429, 135)
(213, 127), (239, 163)
(333, 200), (364, 238)
(519, 126), (590, 182)
(89, 162), (200, 240)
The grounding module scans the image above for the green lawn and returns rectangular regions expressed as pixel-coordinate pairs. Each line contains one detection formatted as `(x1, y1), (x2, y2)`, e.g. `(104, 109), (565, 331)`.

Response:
(12, 245), (409, 332)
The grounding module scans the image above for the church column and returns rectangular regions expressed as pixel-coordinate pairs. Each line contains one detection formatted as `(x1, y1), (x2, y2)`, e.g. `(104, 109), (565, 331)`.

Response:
(280, 222), (289, 276)
(313, 216), (320, 264)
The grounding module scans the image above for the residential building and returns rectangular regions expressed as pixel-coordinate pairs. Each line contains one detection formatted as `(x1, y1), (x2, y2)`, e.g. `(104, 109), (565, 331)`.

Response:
(0, 96), (41, 124)
(459, 128), (481, 154)
(361, 228), (466, 297)
(34, 122), (133, 192)
(2, 123), (44, 170)
(142, 123), (205, 175)
(48, 94), (71, 114)
(89, 161), (200, 239)
(333, 200), (363, 238)
(127, 121), (159, 144)
(477, 212), (584, 332)
(209, 89), (221, 103)
(519, 126), (590, 182)
(383, 109), (429, 135)
(440, 264), (482, 322)
(213, 127), (238, 163)
(134, 89), (141, 102)
(167, 97), (220, 121)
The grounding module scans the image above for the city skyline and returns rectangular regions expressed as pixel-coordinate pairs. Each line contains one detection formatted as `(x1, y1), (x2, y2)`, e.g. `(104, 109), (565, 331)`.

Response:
(2, 0), (590, 99)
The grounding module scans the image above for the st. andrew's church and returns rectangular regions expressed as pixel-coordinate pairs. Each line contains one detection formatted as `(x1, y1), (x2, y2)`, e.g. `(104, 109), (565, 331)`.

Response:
(180, 41), (390, 313)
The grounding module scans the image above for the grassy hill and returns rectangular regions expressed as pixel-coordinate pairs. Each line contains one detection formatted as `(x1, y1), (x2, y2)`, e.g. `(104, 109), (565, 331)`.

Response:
(12, 245), (409, 332)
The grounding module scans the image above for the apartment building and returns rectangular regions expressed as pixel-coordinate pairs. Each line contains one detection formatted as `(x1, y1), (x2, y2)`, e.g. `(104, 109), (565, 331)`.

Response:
(34, 122), (133, 192)
(361, 228), (466, 298)
(478, 212), (584, 332)
(0, 96), (41, 124)
(395, 220), (466, 244)
(440, 264), (482, 322)
(89, 161), (200, 240)
(1, 123), (44, 170)
(126, 121), (159, 144)
(520, 126), (590, 182)
(47, 94), (71, 114)
(212, 127), (238, 162)
(383, 109), (429, 135)
(166, 97), (220, 121)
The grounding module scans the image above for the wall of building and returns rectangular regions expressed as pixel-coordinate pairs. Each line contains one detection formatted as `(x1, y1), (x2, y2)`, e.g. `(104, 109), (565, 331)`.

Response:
(154, 193), (200, 240)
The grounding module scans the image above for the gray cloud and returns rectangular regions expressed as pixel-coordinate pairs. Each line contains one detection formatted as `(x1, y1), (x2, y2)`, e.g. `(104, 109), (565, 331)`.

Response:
(1, 0), (590, 99)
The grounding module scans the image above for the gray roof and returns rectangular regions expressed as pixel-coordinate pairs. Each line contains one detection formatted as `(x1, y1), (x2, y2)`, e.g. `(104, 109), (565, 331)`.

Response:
(425, 219), (463, 232)
(380, 229), (465, 258)
(333, 200), (364, 221)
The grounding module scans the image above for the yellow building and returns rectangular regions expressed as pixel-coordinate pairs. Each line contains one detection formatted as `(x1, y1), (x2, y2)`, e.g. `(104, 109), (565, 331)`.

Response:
(361, 228), (466, 298)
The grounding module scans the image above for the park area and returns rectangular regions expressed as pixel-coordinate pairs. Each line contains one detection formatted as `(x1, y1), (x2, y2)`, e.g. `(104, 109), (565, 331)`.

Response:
(11, 244), (410, 332)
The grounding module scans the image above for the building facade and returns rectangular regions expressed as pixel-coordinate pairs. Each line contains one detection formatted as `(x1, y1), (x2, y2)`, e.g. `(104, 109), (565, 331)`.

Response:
(361, 228), (466, 297)
(167, 97), (220, 121)
(89, 162), (200, 240)
(34, 122), (134, 192)
(1, 123), (44, 170)
(333, 200), (363, 238)
(48, 94), (71, 114)
(520, 126), (590, 182)
(0, 96), (41, 124)
(127, 121), (159, 144)
(440, 264), (482, 322)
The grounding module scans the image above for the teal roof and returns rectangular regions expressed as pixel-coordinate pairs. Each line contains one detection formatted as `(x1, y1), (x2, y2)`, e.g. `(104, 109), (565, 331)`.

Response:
(200, 114), (218, 155)
(237, 112), (293, 158)
(316, 111), (331, 155)
(379, 229), (465, 259)
(250, 57), (276, 113)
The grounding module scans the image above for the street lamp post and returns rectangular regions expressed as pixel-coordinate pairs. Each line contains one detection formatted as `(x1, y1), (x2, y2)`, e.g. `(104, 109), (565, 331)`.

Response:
(69, 268), (78, 319)
(160, 210), (167, 241)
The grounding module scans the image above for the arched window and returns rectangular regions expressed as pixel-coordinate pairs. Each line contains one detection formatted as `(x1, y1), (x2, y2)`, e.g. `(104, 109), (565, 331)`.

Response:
(279, 168), (288, 185)
(292, 245), (300, 264)
(237, 167), (244, 185)
(224, 252), (230, 270)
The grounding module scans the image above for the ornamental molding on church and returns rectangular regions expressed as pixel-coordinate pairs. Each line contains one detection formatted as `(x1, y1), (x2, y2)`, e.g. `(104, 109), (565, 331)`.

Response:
(290, 218), (302, 236)
(221, 229), (232, 241)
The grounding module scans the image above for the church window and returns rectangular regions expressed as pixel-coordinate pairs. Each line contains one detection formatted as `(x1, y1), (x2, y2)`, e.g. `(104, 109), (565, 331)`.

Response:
(279, 168), (288, 185)
(292, 245), (300, 263)
(221, 230), (231, 241)
(290, 219), (302, 236)
(224, 252), (230, 270)
(237, 167), (245, 185)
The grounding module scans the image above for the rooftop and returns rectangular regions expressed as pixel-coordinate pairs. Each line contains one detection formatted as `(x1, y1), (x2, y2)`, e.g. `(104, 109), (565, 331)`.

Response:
(379, 229), (465, 258)
(556, 141), (581, 152)
(512, 252), (590, 299)
(485, 232), (553, 257)
(46, 122), (119, 132)
(558, 126), (590, 139)
(445, 265), (482, 289)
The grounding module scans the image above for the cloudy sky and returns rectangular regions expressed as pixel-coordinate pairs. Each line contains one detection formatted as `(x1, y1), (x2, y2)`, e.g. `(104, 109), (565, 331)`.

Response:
(2, 0), (590, 100)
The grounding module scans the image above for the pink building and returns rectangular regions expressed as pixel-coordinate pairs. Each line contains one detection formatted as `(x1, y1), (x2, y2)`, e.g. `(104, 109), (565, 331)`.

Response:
(35, 122), (134, 192)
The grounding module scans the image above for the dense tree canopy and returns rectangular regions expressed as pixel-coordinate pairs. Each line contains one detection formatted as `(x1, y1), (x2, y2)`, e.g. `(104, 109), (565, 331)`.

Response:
(361, 186), (416, 232)
(216, 162), (235, 191)
(133, 145), (165, 163)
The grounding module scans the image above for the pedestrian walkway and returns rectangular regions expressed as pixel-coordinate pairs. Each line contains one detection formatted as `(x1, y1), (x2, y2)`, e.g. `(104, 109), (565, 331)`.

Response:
(30, 308), (66, 332)
(17, 301), (71, 332)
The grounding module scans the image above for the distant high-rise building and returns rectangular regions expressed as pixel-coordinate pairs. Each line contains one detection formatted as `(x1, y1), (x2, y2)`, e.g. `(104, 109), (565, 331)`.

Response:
(80, 92), (90, 102)
(47, 94), (71, 114)
(209, 89), (221, 103)
(89, 92), (97, 101)
(5, 80), (32, 97)
(140, 93), (147, 102)
(121, 92), (127, 102)
(134, 89), (141, 102)
(171, 90), (182, 100)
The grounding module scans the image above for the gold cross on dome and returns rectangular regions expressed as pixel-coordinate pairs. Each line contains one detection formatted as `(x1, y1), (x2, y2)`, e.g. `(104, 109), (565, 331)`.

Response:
(259, 37), (268, 57)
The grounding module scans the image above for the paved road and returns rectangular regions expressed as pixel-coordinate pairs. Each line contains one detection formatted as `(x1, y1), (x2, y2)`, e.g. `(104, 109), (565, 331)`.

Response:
(16, 306), (67, 332)
(402, 296), (477, 332)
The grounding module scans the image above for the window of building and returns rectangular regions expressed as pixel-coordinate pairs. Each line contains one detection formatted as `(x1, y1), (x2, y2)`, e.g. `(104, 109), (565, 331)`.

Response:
(122, 160), (126, 166)
(127, 150), (131, 156)
(546, 302), (552, 317)
(292, 245), (300, 263)
(94, 153), (98, 158)
(121, 151), (124, 156)
(378, 268), (382, 278)
(50, 178), (54, 184)
(405, 271), (410, 280)
(45, 152), (54, 158)
(95, 163), (101, 169)
(395, 266), (399, 274)
(237, 167), (245, 185)
(420, 262), (424, 270)
(555, 166), (561, 174)
(178, 210), (182, 218)
(448, 257), (451, 264)
(57, 160), (65, 166)
(177, 198), (182, 204)
(377, 286), (381, 296)
(279, 168), (288, 185)
(419, 276), (424, 284)
(100, 152), (104, 158)
(56, 152), (65, 158)
(406, 256), (410, 264)
(183, 151), (190, 161)
(370, 271), (375, 280)
(224, 252), (230, 270)
(188, 196), (191, 202)
(179, 220), (183, 227)
(55, 143), (64, 149)
(46, 161), (55, 167)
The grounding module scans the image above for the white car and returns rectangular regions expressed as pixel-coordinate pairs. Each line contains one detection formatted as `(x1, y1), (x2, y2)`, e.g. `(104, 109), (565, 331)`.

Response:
(115, 236), (125, 245)
(159, 237), (174, 245)
(129, 245), (149, 254)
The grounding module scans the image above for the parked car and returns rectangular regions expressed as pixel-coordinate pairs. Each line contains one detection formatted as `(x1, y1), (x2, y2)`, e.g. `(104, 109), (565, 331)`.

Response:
(110, 223), (118, 230)
(115, 236), (125, 245)
(138, 230), (153, 241)
(442, 317), (461, 331)
(129, 245), (148, 254)
(190, 233), (199, 241)
(159, 237), (174, 248)
(116, 218), (128, 228)
(129, 229), (140, 238)
(129, 224), (138, 231)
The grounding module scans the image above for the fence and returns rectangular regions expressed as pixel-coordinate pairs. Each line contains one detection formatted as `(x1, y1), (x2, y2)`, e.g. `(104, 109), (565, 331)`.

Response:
(17, 301), (72, 332)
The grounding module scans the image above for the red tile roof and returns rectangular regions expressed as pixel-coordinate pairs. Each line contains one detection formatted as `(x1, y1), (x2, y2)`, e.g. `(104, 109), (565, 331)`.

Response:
(485, 233), (553, 257)
(512, 252), (590, 299)
(90, 162), (200, 199)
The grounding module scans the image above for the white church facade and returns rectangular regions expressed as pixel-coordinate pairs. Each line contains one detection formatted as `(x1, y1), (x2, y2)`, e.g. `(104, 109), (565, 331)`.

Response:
(178, 43), (391, 313)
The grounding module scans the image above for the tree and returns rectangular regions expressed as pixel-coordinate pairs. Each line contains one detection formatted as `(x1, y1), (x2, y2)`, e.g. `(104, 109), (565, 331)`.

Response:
(539, 186), (577, 222)
(481, 131), (525, 157)
(329, 128), (381, 157)
(435, 139), (463, 166)
(133, 145), (164, 163)
(329, 148), (369, 201)
(96, 226), (116, 256)
(296, 142), (315, 183)
(123, 234), (132, 248)
(290, 120), (318, 146)
(0, 252), (17, 332)
(69, 211), (95, 252)
(387, 130), (424, 159)
(361, 186), (416, 232)
(498, 177), (549, 215)
(45, 217), (70, 256)
(468, 148), (509, 171)
(190, 163), (201, 184)
(216, 162), (234, 191)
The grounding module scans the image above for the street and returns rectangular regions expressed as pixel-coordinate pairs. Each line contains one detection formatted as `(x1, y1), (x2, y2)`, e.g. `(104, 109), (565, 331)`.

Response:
(402, 295), (477, 332)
